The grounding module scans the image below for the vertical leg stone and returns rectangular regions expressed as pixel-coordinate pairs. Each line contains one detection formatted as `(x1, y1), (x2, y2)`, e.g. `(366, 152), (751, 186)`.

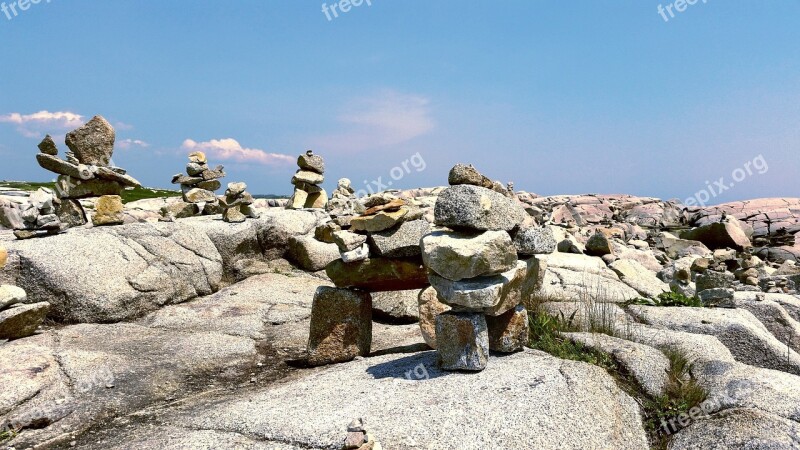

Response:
(486, 304), (528, 353)
(435, 312), (489, 371)
(307, 287), (372, 366)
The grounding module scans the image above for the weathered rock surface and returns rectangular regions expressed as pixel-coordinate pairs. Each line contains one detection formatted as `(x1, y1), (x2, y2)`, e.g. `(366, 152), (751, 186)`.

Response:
(669, 408), (800, 450)
(65, 115), (115, 166)
(307, 287), (372, 366)
(513, 225), (557, 255)
(368, 219), (429, 258)
(421, 229), (517, 281)
(371, 289), (420, 323)
(681, 219), (752, 251)
(429, 260), (527, 314)
(417, 286), (451, 349)
(609, 259), (670, 299)
(0, 301), (50, 340)
(535, 253), (640, 302)
(287, 235), (340, 272)
(486, 305), (528, 353)
(435, 312), (489, 370)
(434, 185), (526, 231)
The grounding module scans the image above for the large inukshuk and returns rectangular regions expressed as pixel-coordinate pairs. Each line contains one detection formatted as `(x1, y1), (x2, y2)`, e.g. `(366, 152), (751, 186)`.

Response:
(421, 164), (547, 371)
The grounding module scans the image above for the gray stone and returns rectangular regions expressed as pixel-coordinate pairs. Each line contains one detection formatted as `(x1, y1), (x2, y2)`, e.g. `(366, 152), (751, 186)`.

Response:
(287, 235), (340, 272)
(0, 284), (27, 310)
(681, 219), (752, 251)
(435, 312), (489, 371)
(160, 201), (199, 220)
(332, 230), (368, 252)
(447, 163), (494, 189)
(307, 287), (372, 366)
(696, 270), (736, 292)
(55, 175), (123, 199)
(513, 226), (557, 255)
(421, 230), (517, 281)
(609, 259), (669, 299)
(350, 208), (408, 233)
(371, 289), (420, 323)
(486, 305), (528, 353)
(434, 185), (526, 231)
(56, 199), (88, 227)
(93, 166), (141, 188)
(670, 408), (800, 450)
(297, 150), (325, 174)
(368, 219), (429, 258)
(429, 260), (527, 315)
(698, 288), (735, 307)
(0, 302), (50, 340)
(35, 153), (93, 179)
(37, 134), (58, 155)
(292, 170), (324, 186)
(585, 232), (613, 257)
(183, 188), (217, 204)
(534, 252), (641, 303)
(65, 115), (115, 167)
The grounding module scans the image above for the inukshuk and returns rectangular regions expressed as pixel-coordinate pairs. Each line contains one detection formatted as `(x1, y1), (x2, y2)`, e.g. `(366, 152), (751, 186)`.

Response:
(30, 115), (141, 234)
(306, 193), (430, 366)
(287, 150), (327, 210)
(219, 182), (259, 223)
(420, 164), (538, 371)
(169, 151), (226, 217)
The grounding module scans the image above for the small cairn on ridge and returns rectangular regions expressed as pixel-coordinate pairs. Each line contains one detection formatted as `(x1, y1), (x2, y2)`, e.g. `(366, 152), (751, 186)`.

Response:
(24, 115), (140, 236)
(168, 151), (226, 219)
(0, 245), (51, 340)
(306, 193), (431, 366)
(421, 163), (553, 371)
(326, 177), (366, 219)
(11, 188), (63, 239)
(220, 182), (259, 223)
(287, 150), (328, 210)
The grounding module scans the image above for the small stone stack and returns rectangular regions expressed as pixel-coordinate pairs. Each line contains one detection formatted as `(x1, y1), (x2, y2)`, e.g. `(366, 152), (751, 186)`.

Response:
(12, 188), (63, 239)
(343, 418), (382, 450)
(35, 115), (142, 227)
(0, 245), (51, 340)
(169, 151), (226, 218)
(307, 194), (430, 366)
(326, 178), (366, 219)
(287, 150), (328, 210)
(421, 164), (534, 371)
(219, 182), (259, 223)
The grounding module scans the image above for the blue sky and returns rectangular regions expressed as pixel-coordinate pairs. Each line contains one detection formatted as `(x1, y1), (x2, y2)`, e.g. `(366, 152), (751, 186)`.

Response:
(0, 1), (798, 203)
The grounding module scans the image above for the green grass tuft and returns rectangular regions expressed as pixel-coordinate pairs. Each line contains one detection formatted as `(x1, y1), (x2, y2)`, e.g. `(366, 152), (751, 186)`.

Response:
(630, 291), (704, 308)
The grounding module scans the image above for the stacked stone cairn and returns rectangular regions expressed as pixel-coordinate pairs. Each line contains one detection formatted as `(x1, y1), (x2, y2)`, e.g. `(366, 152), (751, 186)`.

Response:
(306, 194), (431, 366)
(219, 182), (259, 223)
(24, 115), (139, 236)
(326, 177), (366, 219)
(168, 151), (226, 219)
(0, 245), (51, 340)
(420, 163), (554, 371)
(287, 150), (328, 210)
(11, 188), (63, 239)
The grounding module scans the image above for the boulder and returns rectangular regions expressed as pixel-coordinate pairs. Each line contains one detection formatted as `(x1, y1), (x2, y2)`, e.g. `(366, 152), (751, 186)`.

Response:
(670, 408), (800, 450)
(513, 226), (557, 255)
(421, 230), (517, 281)
(486, 305), (528, 353)
(0, 284), (27, 310)
(55, 176), (122, 199)
(434, 185), (526, 231)
(287, 235), (340, 272)
(65, 115), (115, 166)
(291, 170), (324, 186)
(435, 312), (489, 371)
(608, 259), (669, 299)
(37, 134), (58, 155)
(326, 258), (429, 292)
(350, 208), (408, 233)
(428, 260), (527, 315)
(307, 287), (372, 366)
(368, 219), (430, 258)
(447, 163), (494, 189)
(183, 188), (217, 204)
(417, 287), (451, 349)
(681, 219), (752, 251)
(297, 150), (325, 174)
(0, 302), (50, 340)
(256, 209), (322, 259)
(92, 195), (124, 226)
(585, 232), (613, 257)
(160, 201), (199, 220)
(341, 243), (370, 263)
(697, 288), (735, 307)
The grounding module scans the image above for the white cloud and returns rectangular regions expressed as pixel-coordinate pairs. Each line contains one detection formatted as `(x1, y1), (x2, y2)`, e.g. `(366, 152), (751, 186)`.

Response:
(0, 110), (84, 138)
(312, 90), (435, 153)
(181, 138), (294, 166)
(117, 139), (150, 149)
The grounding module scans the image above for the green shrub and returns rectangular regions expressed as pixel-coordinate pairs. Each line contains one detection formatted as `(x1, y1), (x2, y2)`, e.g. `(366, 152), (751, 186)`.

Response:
(630, 292), (704, 308)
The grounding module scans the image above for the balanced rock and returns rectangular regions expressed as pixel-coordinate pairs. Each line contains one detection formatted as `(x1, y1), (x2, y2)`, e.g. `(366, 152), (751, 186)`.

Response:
(37, 134), (58, 155)
(486, 304), (529, 353)
(448, 163), (495, 189)
(220, 182), (258, 223)
(298, 150), (325, 174)
(341, 243), (370, 263)
(421, 230), (517, 281)
(65, 115), (115, 166)
(435, 312), (489, 371)
(92, 195), (124, 226)
(333, 230), (368, 253)
(307, 287), (372, 366)
(326, 258), (428, 292)
(513, 226), (557, 255)
(428, 260), (527, 314)
(681, 218), (752, 251)
(368, 219), (430, 258)
(434, 185), (526, 231)
(350, 208), (408, 233)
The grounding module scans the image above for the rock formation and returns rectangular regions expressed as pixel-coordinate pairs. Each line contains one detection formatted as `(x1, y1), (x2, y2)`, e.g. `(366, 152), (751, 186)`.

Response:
(34, 116), (142, 229)
(287, 150), (328, 209)
(326, 177), (366, 218)
(0, 245), (50, 340)
(168, 151), (226, 219)
(9, 188), (64, 239)
(220, 182), (259, 223)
